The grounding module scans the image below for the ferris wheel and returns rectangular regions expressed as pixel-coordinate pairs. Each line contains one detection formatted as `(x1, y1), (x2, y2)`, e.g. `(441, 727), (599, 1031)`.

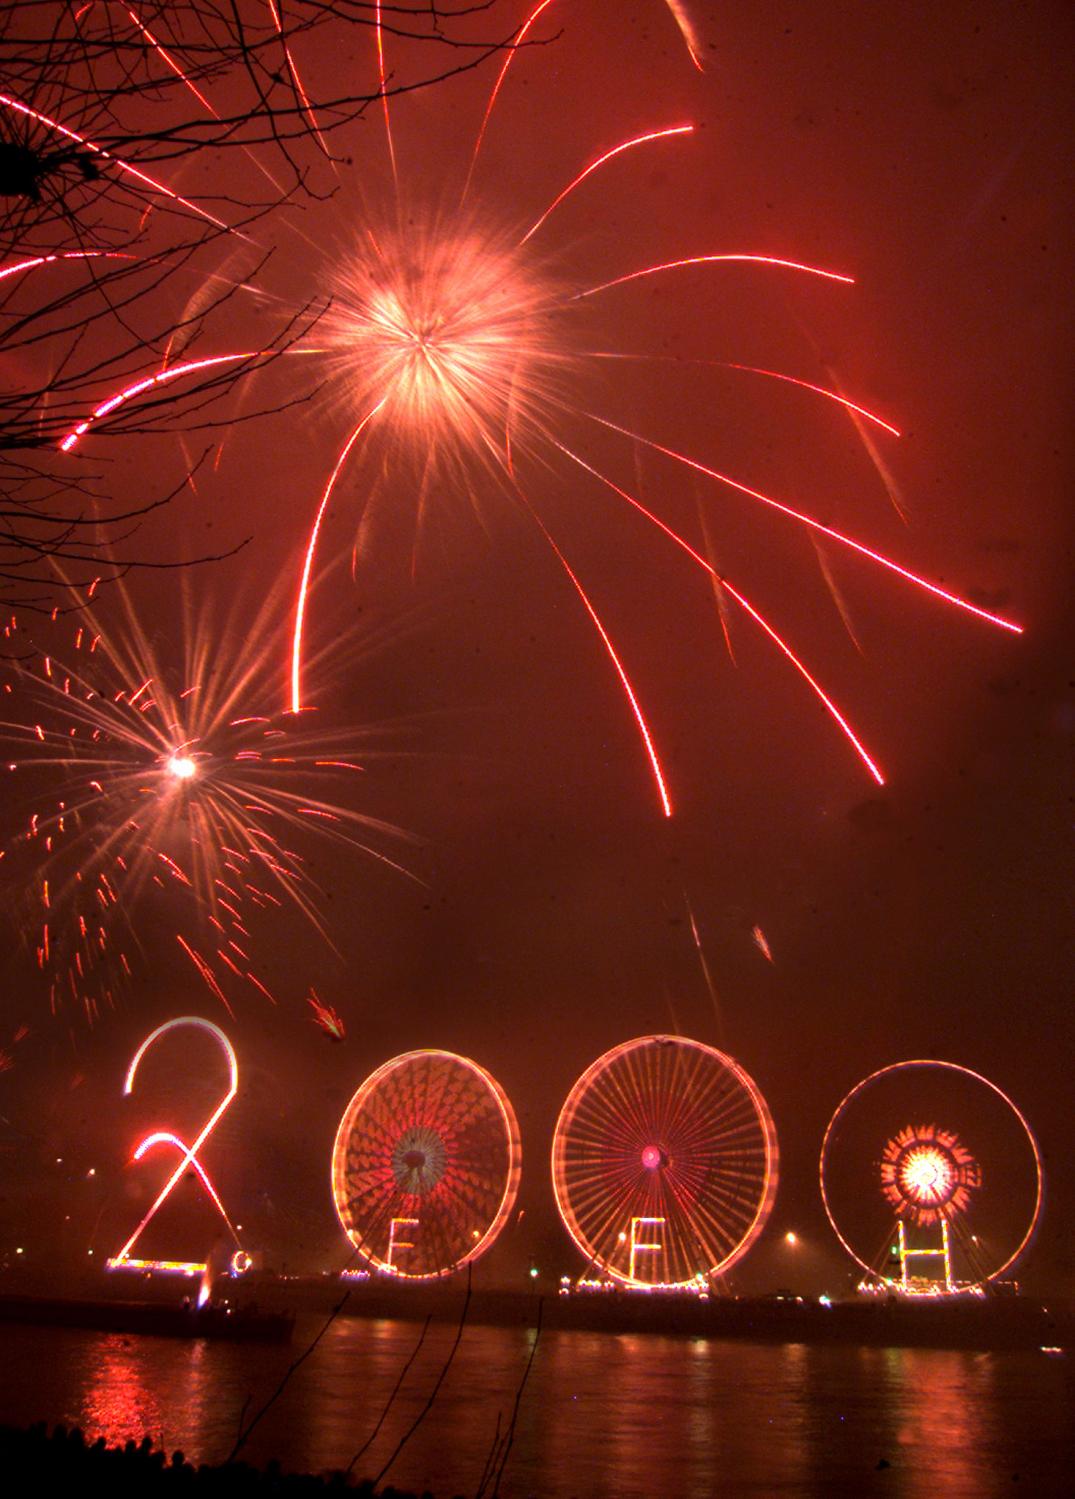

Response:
(819, 1059), (1044, 1294)
(551, 1035), (779, 1287)
(331, 1049), (522, 1279)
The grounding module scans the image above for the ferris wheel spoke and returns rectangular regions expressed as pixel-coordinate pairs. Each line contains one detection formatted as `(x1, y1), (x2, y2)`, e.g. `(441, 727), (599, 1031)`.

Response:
(553, 1036), (778, 1285)
(332, 1050), (521, 1279)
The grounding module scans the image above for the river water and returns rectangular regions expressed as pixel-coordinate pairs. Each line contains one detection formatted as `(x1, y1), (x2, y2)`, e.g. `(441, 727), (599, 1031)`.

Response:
(0, 1318), (1070, 1496)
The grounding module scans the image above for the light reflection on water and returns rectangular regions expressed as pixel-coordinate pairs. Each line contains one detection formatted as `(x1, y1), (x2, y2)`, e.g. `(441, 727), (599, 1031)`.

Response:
(0, 1318), (1070, 1496)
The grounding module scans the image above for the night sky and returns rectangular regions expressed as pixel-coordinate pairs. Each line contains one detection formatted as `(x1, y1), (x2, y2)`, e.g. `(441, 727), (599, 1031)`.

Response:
(2, 2), (1070, 1296)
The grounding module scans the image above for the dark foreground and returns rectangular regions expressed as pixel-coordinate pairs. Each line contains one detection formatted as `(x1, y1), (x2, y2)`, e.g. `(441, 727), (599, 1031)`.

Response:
(0, 1424), (455, 1499)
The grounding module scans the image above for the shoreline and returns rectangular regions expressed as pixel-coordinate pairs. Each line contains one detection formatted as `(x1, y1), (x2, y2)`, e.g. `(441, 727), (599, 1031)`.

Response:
(2, 1279), (1070, 1353)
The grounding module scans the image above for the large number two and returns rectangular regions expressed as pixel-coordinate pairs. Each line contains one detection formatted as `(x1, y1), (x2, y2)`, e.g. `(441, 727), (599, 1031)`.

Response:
(107, 1017), (246, 1285)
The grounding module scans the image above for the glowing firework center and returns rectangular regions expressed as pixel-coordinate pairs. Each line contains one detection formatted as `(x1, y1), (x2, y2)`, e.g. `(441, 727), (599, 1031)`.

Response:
(323, 222), (570, 467)
(881, 1123), (980, 1227)
(164, 752), (198, 782)
(331, 1049), (522, 1279)
(552, 1036), (778, 1289)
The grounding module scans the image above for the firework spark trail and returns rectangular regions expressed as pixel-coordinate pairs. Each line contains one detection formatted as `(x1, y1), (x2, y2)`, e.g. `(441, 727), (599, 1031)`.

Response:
(579, 254), (856, 299)
(684, 892), (723, 1038)
(583, 413), (1023, 634)
(375, 2), (398, 187)
(59, 352), (269, 451)
(266, 0), (333, 160)
(521, 125), (695, 244)
(586, 352), (901, 436)
(823, 359), (911, 520)
(812, 536), (865, 655)
(519, 496), (672, 817)
(291, 401), (386, 715)
(0, 93), (231, 231)
(554, 439), (885, 784)
(177, 937), (236, 1012)
(112, 4), (219, 117)
(462, 0), (558, 203)
(664, 1), (706, 70)
(0, 251), (132, 285)
(695, 494), (737, 665)
(100, 1), (296, 198)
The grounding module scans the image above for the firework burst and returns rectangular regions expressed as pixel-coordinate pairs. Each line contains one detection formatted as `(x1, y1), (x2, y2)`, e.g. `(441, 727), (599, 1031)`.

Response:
(320, 215), (574, 472)
(46, 2), (1023, 816)
(0, 581), (412, 1021)
(880, 1122), (982, 1228)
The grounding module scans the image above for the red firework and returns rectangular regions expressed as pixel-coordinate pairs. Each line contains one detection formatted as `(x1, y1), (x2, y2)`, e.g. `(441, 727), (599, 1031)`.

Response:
(307, 989), (346, 1041)
(879, 1123), (981, 1227)
(24, 3), (1023, 822)
(0, 583), (411, 1020)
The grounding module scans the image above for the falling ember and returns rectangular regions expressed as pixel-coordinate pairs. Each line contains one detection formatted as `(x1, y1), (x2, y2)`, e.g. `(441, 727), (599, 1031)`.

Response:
(664, 0), (706, 70)
(751, 926), (773, 963)
(307, 990), (346, 1041)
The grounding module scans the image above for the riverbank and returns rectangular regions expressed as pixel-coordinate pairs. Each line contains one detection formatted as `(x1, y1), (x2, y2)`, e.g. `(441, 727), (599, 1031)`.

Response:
(0, 1423), (455, 1497)
(2, 1273), (1069, 1351)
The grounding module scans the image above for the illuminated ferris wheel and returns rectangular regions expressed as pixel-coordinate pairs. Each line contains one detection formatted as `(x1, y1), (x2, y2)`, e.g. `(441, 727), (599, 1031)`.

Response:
(551, 1036), (779, 1287)
(820, 1060), (1043, 1295)
(331, 1049), (522, 1279)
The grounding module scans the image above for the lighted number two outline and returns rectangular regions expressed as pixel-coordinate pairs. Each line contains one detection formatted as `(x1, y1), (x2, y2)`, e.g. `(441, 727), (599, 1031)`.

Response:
(107, 1016), (243, 1276)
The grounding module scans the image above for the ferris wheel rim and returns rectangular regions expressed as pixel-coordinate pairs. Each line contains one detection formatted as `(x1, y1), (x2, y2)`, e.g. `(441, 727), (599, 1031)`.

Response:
(818, 1057), (1044, 1289)
(550, 1034), (779, 1287)
(331, 1047), (522, 1280)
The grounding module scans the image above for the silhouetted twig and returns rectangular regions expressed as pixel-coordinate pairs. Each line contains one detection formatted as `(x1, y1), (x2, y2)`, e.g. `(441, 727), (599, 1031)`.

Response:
(474, 1409), (503, 1499)
(228, 1289), (351, 1462)
(490, 1297), (543, 1496)
(346, 1312), (432, 1475)
(373, 1266), (472, 1487)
